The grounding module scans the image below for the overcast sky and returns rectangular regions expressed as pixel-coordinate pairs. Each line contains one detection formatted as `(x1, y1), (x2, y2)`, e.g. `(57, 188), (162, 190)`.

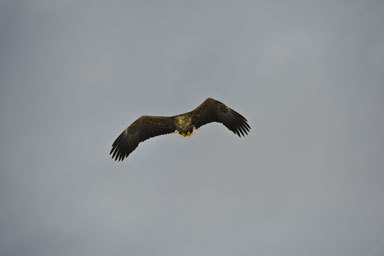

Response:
(1, 1), (384, 255)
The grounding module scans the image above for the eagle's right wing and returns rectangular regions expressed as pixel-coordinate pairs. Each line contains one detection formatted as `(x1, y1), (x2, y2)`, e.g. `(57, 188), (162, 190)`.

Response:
(192, 98), (251, 137)
(110, 116), (176, 161)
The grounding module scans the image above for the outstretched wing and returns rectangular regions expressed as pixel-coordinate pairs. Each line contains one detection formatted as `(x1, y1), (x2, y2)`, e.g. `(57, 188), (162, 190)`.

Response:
(110, 116), (176, 161)
(191, 98), (251, 137)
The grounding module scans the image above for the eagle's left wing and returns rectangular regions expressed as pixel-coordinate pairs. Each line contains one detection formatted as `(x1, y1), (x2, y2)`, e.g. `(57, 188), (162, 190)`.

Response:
(191, 98), (251, 137)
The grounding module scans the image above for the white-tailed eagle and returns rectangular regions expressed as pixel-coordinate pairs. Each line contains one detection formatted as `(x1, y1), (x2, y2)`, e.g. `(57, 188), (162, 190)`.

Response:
(110, 98), (250, 161)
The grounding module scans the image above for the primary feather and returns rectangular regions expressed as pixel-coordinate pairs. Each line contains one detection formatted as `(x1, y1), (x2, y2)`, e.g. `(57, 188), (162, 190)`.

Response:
(110, 98), (250, 161)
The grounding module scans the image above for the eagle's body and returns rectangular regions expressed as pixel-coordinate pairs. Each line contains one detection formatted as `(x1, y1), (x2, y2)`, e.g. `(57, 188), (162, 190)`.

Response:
(175, 114), (193, 135)
(110, 98), (250, 161)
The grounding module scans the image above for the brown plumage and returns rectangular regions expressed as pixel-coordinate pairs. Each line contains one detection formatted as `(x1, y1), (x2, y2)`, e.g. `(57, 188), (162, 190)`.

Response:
(110, 98), (250, 161)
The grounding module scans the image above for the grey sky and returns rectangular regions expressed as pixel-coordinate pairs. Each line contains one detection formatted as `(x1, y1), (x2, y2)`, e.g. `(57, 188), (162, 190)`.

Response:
(1, 0), (384, 255)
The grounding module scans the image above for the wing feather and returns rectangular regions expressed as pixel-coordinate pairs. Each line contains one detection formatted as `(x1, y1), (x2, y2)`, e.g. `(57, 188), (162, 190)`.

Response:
(191, 98), (251, 137)
(110, 116), (176, 161)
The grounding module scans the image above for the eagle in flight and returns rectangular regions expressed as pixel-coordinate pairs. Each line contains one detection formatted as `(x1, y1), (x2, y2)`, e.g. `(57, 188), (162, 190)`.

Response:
(110, 98), (250, 161)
